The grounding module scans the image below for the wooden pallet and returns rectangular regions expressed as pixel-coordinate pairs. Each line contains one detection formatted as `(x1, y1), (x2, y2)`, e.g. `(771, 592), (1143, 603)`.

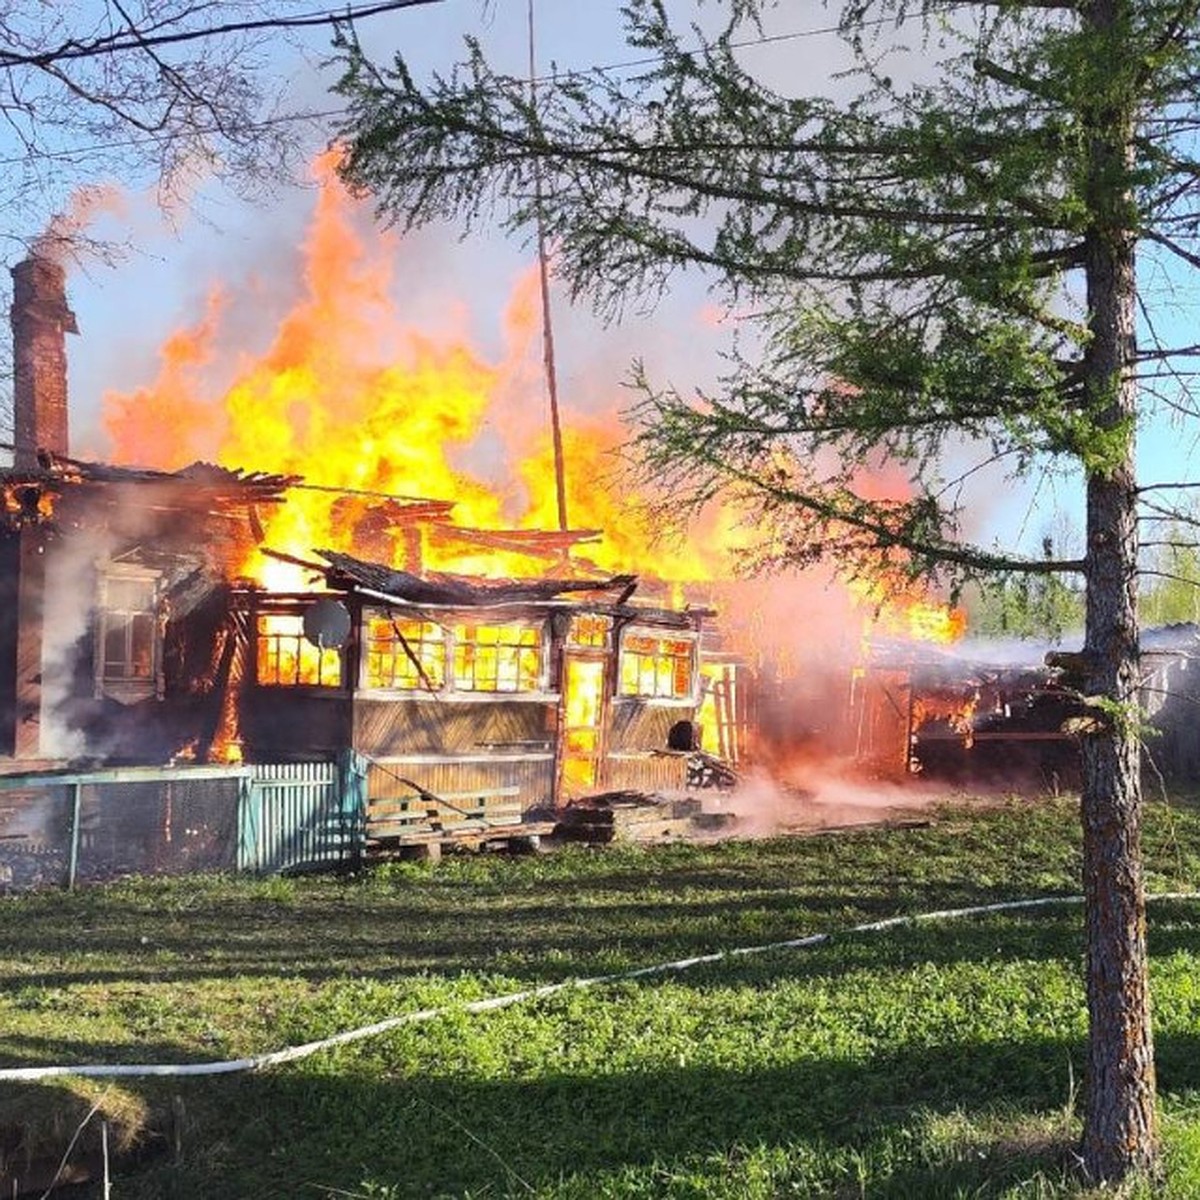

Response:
(366, 784), (555, 858)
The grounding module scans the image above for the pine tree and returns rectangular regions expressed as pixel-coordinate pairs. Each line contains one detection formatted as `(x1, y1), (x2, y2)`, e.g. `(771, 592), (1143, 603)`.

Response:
(335, 0), (1200, 1181)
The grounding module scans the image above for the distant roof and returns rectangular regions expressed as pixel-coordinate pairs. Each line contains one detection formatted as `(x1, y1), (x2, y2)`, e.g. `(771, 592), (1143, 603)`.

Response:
(1141, 623), (1200, 653)
(870, 623), (1200, 683)
(867, 634), (1056, 671)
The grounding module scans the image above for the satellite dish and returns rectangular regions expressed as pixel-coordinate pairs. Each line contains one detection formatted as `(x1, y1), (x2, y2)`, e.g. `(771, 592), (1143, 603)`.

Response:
(303, 598), (352, 650)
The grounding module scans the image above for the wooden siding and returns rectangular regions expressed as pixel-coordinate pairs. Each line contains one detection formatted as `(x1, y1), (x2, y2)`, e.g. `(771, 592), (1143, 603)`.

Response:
(367, 754), (555, 819)
(607, 700), (694, 754)
(0, 528), (49, 758)
(353, 697), (555, 757)
(0, 532), (20, 758)
(601, 751), (689, 793)
(241, 691), (354, 761)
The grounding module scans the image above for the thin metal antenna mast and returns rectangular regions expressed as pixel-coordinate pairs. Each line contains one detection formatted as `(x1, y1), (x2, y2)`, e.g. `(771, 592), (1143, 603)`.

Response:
(528, 0), (569, 534)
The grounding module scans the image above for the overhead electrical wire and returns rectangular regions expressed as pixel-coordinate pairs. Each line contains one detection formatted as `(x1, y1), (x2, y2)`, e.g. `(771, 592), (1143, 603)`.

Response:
(0, 0), (447, 69)
(0, 5), (952, 169)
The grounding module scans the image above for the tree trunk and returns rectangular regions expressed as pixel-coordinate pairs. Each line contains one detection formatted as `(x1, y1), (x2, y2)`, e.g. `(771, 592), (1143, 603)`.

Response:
(1080, 470), (1156, 1182)
(1078, 0), (1156, 1181)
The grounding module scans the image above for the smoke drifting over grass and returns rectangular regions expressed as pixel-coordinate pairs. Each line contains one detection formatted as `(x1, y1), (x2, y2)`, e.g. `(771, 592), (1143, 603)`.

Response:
(700, 763), (948, 840)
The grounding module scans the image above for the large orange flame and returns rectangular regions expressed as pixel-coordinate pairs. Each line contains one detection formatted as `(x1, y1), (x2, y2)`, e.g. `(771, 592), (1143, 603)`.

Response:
(102, 153), (743, 587)
(100, 151), (963, 647)
(850, 572), (967, 645)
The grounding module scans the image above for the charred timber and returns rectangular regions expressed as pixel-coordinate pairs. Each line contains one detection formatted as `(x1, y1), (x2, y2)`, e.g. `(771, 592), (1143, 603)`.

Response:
(316, 548), (637, 607)
(1046, 650), (1092, 674)
(0, 456), (299, 518)
(426, 522), (603, 554)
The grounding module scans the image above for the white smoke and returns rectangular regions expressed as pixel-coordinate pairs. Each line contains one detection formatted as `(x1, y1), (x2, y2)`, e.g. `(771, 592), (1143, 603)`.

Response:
(38, 524), (118, 759)
(704, 764), (944, 839)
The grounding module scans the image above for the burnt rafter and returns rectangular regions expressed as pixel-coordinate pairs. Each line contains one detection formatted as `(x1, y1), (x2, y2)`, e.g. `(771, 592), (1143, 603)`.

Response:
(0, 453), (298, 511)
(424, 520), (602, 556)
(319, 489), (458, 522)
(314, 547), (637, 607)
(73, 458), (299, 505)
(0, 456), (300, 539)
(373, 499), (458, 523)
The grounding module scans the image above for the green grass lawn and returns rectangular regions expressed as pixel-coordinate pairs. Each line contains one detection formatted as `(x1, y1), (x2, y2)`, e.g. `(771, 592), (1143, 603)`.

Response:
(2, 792), (1200, 1198)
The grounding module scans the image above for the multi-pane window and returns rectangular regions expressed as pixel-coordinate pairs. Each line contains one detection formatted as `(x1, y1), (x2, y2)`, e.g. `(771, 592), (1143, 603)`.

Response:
(619, 631), (695, 699)
(454, 622), (541, 692)
(97, 571), (160, 698)
(568, 614), (610, 648)
(257, 614), (342, 687)
(362, 612), (544, 693)
(364, 617), (446, 690)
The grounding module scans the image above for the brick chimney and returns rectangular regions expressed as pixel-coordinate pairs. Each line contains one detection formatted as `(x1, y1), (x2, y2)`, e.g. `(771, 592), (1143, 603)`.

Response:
(0, 256), (77, 759)
(11, 256), (77, 468)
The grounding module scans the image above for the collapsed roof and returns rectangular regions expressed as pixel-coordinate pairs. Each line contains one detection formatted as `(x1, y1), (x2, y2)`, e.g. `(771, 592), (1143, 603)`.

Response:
(1, 451), (296, 530)
(315, 547), (639, 607)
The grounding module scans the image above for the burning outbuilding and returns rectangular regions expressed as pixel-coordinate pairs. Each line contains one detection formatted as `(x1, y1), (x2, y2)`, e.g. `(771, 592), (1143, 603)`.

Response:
(849, 626), (1200, 787)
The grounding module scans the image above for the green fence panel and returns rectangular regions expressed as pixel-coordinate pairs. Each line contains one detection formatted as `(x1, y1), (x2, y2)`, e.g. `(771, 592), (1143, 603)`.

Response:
(239, 760), (364, 874)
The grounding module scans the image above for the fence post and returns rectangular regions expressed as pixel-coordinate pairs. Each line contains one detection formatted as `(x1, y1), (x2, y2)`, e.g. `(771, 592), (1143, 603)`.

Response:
(66, 782), (82, 891)
(236, 773), (256, 873)
(337, 748), (367, 871)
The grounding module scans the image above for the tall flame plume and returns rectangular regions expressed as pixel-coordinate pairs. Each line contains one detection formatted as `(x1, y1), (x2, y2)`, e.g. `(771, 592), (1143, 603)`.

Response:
(100, 152), (963, 646)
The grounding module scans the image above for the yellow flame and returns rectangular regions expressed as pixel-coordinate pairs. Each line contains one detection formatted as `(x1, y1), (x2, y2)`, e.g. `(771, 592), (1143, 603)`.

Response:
(848, 572), (966, 645)
(102, 152), (751, 589)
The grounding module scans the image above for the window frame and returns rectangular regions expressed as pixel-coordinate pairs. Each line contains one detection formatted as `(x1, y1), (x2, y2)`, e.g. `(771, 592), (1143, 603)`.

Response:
(452, 619), (545, 694)
(254, 607), (345, 689)
(362, 614), (448, 691)
(95, 565), (162, 703)
(616, 625), (699, 704)
(359, 608), (550, 697)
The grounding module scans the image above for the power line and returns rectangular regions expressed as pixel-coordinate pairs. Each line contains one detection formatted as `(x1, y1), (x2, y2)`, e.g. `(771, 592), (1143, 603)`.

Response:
(0, 5), (952, 170)
(0, 0), (446, 69)
(0, 107), (341, 169)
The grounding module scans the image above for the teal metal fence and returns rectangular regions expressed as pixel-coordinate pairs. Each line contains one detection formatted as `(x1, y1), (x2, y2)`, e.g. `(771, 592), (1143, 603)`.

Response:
(0, 753), (368, 890)
(237, 753), (366, 874)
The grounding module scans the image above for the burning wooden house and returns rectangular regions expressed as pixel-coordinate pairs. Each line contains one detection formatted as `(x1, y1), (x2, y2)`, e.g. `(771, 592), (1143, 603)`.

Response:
(232, 550), (710, 826)
(0, 254), (717, 842)
(0, 450), (296, 763)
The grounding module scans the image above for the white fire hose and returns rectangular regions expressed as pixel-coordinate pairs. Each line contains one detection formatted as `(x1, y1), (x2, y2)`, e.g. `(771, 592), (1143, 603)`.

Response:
(2, 892), (1196, 1082)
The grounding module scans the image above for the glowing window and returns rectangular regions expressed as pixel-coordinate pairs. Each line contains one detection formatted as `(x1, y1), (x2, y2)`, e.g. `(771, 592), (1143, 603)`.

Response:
(568, 614), (611, 648)
(453, 622), (542, 693)
(257, 614), (342, 687)
(365, 616), (446, 690)
(619, 632), (695, 699)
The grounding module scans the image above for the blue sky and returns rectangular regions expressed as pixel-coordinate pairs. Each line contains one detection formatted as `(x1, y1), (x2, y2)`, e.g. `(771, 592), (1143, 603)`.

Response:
(60, 5), (705, 424)
(15, 0), (1200, 570)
